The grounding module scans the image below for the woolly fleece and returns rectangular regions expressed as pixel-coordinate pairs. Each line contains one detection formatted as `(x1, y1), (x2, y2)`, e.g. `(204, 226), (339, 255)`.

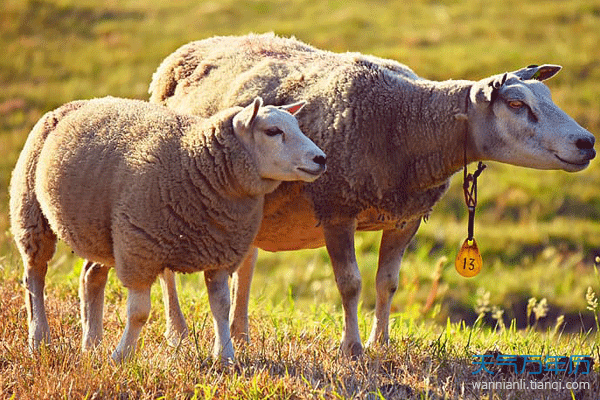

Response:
(11, 97), (273, 289)
(149, 33), (474, 230)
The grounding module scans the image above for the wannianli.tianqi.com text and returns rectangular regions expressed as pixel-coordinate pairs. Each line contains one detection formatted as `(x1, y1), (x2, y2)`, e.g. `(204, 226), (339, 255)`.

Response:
(472, 380), (590, 391)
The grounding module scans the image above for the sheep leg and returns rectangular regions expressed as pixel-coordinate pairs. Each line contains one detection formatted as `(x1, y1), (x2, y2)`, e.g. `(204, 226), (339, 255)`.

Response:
(112, 285), (151, 363)
(366, 220), (421, 348)
(79, 260), (110, 350)
(323, 218), (363, 358)
(23, 256), (52, 351)
(204, 269), (234, 362)
(13, 210), (57, 351)
(229, 247), (257, 343)
(159, 268), (188, 346)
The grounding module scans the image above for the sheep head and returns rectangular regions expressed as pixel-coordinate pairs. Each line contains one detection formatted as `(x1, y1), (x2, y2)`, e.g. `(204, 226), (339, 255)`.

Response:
(233, 97), (327, 183)
(468, 65), (595, 172)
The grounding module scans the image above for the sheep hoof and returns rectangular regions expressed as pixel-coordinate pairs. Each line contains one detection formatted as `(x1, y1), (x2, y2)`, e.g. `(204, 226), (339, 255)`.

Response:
(231, 332), (250, 346)
(111, 347), (135, 364)
(28, 336), (51, 355)
(220, 355), (235, 366)
(340, 341), (364, 360)
(215, 351), (235, 366)
(111, 351), (124, 364)
(230, 322), (250, 344)
(365, 336), (390, 352)
(164, 327), (188, 348)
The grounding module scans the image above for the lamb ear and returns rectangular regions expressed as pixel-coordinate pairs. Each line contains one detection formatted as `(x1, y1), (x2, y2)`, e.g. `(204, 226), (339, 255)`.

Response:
(249, 97), (263, 125)
(278, 100), (306, 116)
(513, 64), (562, 81)
(234, 97), (263, 132)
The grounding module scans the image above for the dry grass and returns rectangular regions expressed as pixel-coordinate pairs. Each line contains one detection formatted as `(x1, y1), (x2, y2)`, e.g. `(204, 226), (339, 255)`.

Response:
(2, 0), (600, 398)
(1, 265), (598, 399)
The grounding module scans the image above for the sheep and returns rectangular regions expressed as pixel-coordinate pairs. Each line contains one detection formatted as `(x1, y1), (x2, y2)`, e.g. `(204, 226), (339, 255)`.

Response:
(10, 95), (327, 362)
(146, 33), (597, 358)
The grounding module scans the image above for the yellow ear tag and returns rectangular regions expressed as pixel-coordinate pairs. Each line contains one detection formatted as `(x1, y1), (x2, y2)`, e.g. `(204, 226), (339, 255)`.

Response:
(455, 238), (482, 277)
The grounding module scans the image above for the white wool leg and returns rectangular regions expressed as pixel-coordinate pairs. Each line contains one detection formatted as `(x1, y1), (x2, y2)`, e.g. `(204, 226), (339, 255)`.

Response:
(323, 219), (363, 358)
(229, 247), (257, 343)
(366, 220), (421, 348)
(204, 269), (234, 362)
(79, 261), (110, 350)
(24, 262), (50, 351)
(159, 268), (188, 346)
(112, 286), (151, 363)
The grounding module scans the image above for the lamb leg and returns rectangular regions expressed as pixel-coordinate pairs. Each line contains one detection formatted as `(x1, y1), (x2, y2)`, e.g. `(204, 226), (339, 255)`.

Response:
(205, 268), (234, 362)
(112, 285), (151, 363)
(79, 261), (110, 350)
(159, 268), (188, 346)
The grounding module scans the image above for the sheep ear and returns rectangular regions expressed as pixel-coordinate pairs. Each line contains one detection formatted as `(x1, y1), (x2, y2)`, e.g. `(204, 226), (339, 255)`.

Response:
(473, 74), (506, 104)
(278, 100), (306, 116)
(513, 64), (562, 81)
(234, 97), (263, 132)
(489, 73), (507, 103)
(248, 97), (263, 125)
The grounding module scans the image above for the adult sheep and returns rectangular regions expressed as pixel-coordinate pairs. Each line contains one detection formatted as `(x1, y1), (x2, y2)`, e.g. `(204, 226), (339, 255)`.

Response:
(10, 96), (326, 362)
(147, 33), (595, 358)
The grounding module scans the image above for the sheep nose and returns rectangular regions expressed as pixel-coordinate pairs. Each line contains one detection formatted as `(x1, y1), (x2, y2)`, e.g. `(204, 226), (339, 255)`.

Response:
(576, 136), (595, 150)
(313, 155), (326, 167)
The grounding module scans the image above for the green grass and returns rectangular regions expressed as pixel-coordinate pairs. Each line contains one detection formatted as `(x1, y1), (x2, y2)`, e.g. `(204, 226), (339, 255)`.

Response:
(1, 0), (600, 398)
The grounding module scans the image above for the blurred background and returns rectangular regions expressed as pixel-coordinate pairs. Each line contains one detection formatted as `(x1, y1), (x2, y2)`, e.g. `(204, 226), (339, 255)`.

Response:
(1, 0), (599, 333)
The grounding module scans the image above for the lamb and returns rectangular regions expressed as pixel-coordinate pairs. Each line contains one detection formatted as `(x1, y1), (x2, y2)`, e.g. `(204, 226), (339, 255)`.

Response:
(10, 95), (327, 362)
(143, 33), (596, 358)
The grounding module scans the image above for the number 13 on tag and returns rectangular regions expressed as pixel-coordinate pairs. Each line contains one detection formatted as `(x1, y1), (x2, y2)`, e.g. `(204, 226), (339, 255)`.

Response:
(455, 238), (482, 277)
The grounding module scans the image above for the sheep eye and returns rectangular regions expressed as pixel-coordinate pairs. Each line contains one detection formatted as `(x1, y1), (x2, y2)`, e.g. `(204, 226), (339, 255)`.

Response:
(265, 127), (283, 137)
(508, 100), (524, 109)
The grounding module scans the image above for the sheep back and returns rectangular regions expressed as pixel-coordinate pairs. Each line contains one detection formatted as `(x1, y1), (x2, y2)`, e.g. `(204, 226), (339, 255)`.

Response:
(150, 34), (455, 224)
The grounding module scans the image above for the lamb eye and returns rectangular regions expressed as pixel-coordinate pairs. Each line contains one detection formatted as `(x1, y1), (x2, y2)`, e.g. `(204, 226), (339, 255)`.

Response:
(508, 100), (524, 109)
(265, 127), (283, 137)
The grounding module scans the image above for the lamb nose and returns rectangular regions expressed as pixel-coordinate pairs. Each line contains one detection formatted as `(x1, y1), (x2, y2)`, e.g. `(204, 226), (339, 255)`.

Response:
(313, 155), (326, 166)
(576, 137), (595, 150)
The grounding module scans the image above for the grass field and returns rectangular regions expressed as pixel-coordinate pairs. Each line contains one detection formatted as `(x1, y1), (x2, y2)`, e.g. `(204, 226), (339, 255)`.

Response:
(1, 0), (600, 398)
